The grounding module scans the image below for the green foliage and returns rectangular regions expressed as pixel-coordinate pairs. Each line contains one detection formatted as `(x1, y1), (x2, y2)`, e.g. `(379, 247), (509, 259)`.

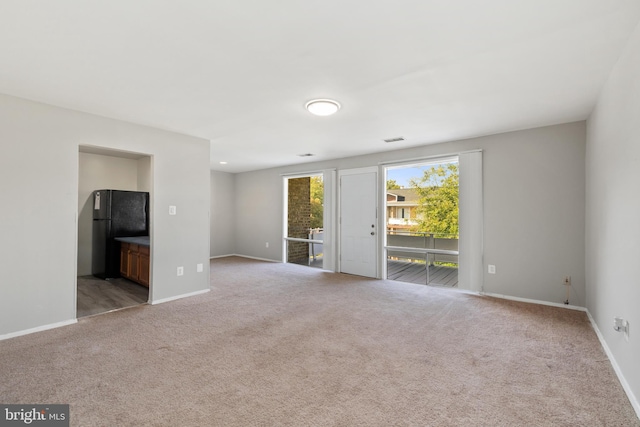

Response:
(409, 163), (458, 237)
(310, 176), (324, 229)
(386, 179), (401, 190)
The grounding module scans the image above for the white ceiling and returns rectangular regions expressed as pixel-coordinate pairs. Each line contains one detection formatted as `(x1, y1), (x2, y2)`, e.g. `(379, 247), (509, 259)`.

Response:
(1, 1), (639, 173)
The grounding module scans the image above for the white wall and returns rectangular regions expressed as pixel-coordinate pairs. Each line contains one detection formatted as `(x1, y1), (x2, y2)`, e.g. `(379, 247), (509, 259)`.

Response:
(234, 122), (586, 306)
(137, 156), (152, 192)
(0, 93), (211, 337)
(77, 152), (140, 276)
(210, 170), (236, 257)
(586, 21), (640, 411)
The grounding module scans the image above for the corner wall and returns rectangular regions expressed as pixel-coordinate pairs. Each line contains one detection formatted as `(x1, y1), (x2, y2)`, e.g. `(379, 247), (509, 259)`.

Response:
(0, 93), (211, 337)
(210, 170), (236, 257)
(586, 20), (640, 412)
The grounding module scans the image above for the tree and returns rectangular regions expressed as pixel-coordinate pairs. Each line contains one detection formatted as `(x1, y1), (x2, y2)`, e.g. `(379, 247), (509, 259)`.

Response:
(409, 163), (458, 237)
(310, 176), (323, 229)
(386, 179), (401, 190)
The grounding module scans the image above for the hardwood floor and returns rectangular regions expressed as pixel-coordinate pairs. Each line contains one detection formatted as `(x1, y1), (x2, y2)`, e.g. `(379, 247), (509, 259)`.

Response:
(77, 275), (148, 318)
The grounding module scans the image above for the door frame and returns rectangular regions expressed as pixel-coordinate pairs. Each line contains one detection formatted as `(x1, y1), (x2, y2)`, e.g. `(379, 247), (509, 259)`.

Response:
(337, 166), (382, 278)
(281, 169), (337, 271)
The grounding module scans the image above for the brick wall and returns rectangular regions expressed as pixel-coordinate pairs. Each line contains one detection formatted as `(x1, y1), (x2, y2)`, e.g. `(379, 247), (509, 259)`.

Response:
(287, 177), (310, 265)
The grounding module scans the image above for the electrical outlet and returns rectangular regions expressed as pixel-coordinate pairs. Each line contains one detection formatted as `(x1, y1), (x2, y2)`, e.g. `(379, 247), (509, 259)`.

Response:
(177, 266), (184, 276)
(196, 263), (203, 273)
(614, 318), (630, 341)
(266, 242), (269, 248)
(488, 265), (496, 274)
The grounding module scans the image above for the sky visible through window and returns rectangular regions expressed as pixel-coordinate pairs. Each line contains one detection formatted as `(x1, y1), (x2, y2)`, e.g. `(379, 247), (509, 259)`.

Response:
(387, 166), (430, 188)
(387, 161), (457, 188)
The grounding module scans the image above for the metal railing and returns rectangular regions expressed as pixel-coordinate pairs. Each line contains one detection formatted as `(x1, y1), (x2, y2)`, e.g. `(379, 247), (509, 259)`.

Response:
(385, 230), (458, 285)
(284, 228), (324, 265)
(386, 231), (458, 265)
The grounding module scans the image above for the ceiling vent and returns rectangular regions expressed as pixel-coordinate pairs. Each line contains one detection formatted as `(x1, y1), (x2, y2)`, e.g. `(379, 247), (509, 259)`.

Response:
(383, 137), (405, 143)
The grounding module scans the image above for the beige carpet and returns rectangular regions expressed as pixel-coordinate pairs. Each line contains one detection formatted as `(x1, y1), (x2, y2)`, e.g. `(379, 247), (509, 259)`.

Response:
(1, 256), (638, 426)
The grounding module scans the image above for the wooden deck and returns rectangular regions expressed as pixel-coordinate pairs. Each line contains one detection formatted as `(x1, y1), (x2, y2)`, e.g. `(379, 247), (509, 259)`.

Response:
(300, 257), (458, 288)
(387, 260), (458, 287)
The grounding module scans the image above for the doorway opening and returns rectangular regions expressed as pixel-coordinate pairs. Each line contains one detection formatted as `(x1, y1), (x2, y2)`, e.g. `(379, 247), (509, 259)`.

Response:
(77, 146), (152, 318)
(284, 174), (324, 268)
(384, 157), (459, 287)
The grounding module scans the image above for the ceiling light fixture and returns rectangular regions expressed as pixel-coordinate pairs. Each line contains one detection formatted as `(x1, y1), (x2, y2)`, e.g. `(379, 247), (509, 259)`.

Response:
(219, 161), (228, 165)
(305, 99), (341, 116)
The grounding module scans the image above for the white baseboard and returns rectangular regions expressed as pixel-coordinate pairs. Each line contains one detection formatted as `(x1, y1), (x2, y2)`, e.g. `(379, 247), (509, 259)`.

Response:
(151, 288), (210, 305)
(230, 254), (281, 263)
(585, 311), (640, 419)
(209, 254), (236, 259)
(0, 319), (77, 341)
(479, 291), (586, 312)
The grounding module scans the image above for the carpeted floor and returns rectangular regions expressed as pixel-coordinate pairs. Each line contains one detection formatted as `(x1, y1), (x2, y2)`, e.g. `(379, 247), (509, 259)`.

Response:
(1, 256), (638, 426)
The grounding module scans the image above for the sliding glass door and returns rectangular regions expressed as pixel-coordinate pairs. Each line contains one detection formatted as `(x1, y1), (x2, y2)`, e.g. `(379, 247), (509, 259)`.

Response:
(385, 157), (460, 287)
(383, 151), (483, 292)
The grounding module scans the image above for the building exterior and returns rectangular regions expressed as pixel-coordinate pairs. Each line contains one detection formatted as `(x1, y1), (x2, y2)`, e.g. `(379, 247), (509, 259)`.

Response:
(386, 188), (420, 233)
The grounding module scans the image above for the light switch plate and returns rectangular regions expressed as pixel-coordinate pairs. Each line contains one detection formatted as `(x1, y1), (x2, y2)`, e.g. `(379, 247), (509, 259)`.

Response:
(169, 205), (177, 215)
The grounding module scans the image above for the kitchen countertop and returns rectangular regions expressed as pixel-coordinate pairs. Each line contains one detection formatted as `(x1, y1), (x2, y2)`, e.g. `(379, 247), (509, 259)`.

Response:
(114, 236), (150, 246)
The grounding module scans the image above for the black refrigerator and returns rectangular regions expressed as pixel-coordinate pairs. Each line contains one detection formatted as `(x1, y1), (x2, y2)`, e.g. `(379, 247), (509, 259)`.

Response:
(92, 190), (149, 279)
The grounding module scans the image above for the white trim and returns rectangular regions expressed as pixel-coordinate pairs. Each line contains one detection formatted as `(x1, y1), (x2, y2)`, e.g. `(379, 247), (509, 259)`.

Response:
(322, 169), (337, 272)
(210, 254), (237, 259)
(0, 319), (78, 341)
(586, 311), (640, 419)
(231, 254), (281, 263)
(480, 292), (586, 311)
(280, 169), (335, 178)
(282, 176), (288, 263)
(381, 166), (389, 280)
(151, 288), (210, 305)
(338, 166), (378, 176)
(458, 150), (483, 293)
(379, 149), (482, 167)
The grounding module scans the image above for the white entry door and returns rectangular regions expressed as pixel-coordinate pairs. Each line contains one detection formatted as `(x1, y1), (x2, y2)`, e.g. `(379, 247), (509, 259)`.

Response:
(339, 169), (378, 278)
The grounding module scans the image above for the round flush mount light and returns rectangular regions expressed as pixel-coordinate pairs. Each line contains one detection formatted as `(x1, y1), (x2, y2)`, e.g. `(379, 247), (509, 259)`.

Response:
(305, 99), (341, 116)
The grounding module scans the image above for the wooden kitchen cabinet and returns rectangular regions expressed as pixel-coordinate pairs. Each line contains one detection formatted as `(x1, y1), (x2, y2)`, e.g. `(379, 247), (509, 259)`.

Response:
(119, 242), (150, 287)
(137, 245), (150, 287)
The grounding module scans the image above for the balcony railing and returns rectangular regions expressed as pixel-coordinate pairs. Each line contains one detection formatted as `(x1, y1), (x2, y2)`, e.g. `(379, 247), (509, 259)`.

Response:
(285, 228), (323, 268)
(285, 228), (459, 285)
(386, 231), (458, 287)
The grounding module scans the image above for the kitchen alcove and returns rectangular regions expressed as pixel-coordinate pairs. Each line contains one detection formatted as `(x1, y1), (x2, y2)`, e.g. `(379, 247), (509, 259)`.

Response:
(76, 146), (152, 318)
